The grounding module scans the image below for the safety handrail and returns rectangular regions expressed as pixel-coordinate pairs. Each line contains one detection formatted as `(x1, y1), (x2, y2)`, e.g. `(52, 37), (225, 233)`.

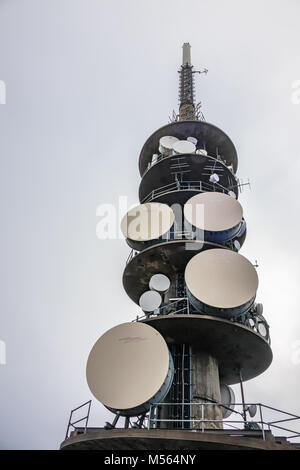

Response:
(141, 180), (231, 203)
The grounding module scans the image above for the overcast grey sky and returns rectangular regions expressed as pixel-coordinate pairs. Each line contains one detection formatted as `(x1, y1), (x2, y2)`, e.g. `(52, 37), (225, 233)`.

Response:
(0, 0), (300, 449)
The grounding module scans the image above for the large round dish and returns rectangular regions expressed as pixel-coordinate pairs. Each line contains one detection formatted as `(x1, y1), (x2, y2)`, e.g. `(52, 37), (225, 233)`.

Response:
(121, 203), (175, 250)
(185, 249), (258, 317)
(86, 322), (174, 416)
(123, 240), (226, 305)
(184, 192), (243, 233)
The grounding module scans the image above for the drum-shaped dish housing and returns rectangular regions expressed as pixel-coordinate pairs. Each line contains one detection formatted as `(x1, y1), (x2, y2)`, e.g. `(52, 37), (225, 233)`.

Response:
(185, 248), (258, 318)
(86, 322), (174, 416)
(184, 192), (246, 249)
(121, 202), (175, 251)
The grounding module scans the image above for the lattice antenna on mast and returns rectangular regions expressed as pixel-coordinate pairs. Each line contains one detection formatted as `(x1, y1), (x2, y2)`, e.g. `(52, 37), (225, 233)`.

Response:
(178, 43), (208, 122)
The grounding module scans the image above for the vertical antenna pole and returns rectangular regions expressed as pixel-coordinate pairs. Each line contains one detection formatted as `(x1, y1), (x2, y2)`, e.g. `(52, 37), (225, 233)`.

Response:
(182, 43), (191, 65)
(179, 43), (195, 121)
(239, 369), (247, 425)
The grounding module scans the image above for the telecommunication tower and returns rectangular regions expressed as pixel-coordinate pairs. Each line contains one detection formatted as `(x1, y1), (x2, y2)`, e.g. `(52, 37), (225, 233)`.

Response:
(61, 44), (299, 451)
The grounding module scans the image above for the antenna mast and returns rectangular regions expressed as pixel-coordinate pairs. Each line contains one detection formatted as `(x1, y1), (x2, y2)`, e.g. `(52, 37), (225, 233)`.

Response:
(178, 43), (207, 121)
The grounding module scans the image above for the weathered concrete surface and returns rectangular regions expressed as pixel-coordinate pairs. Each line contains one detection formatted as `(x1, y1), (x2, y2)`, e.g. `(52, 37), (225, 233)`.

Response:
(192, 351), (223, 429)
(179, 103), (195, 121)
(60, 428), (298, 451)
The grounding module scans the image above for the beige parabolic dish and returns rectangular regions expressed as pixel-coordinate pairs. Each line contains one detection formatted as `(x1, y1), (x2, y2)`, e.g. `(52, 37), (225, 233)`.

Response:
(184, 192), (243, 232)
(121, 203), (175, 242)
(185, 249), (258, 309)
(86, 322), (170, 411)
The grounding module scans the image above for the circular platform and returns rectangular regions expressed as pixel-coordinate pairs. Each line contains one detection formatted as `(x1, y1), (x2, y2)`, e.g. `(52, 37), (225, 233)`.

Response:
(141, 314), (273, 384)
(60, 428), (295, 451)
(123, 240), (225, 304)
(139, 121), (238, 176)
(139, 153), (238, 203)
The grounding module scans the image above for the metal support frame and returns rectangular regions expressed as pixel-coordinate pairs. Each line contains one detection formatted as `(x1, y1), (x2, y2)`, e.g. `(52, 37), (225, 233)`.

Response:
(65, 400), (91, 440)
(239, 369), (247, 425)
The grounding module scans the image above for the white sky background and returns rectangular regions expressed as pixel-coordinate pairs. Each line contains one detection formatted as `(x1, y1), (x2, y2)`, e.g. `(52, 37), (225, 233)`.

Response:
(0, 0), (299, 449)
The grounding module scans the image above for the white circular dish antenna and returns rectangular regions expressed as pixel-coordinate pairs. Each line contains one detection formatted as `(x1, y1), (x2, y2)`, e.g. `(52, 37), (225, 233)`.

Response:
(257, 322), (267, 338)
(234, 240), (241, 251)
(172, 140), (196, 155)
(228, 190), (236, 199)
(121, 203), (175, 242)
(185, 249), (259, 309)
(159, 136), (179, 156)
(184, 192), (243, 233)
(196, 149), (208, 156)
(220, 384), (235, 419)
(139, 290), (162, 312)
(187, 136), (198, 145)
(86, 322), (174, 416)
(151, 154), (158, 164)
(149, 274), (170, 294)
(248, 404), (257, 418)
(209, 173), (220, 183)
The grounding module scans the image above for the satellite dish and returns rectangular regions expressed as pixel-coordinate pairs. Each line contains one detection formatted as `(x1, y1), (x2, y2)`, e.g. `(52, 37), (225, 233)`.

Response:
(149, 274), (170, 294)
(159, 136), (179, 156)
(256, 303), (263, 315)
(228, 190), (236, 199)
(120, 203), (175, 245)
(257, 322), (268, 338)
(184, 192), (243, 234)
(86, 322), (174, 416)
(151, 154), (158, 164)
(172, 140), (196, 155)
(139, 290), (162, 312)
(248, 404), (257, 418)
(185, 249), (259, 316)
(196, 149), (208, 156)
(220, 384), (235, 418)
(187, 136), (198, 145)
(209, 173), (219, 183)
(234, 240), (241, 251)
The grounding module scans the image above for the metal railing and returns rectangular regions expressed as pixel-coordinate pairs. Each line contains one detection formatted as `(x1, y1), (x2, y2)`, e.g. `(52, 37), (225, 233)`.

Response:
(133, 297), (190, 322)
(141, 180), (232, 203)
(64, 400), (300, 444)
(142, 152), (231, 177)
(125, 236), (238, 266)
(132, 297), (270, 344)
(148, 402), (300, 442)
(65, 400), (91, 440)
